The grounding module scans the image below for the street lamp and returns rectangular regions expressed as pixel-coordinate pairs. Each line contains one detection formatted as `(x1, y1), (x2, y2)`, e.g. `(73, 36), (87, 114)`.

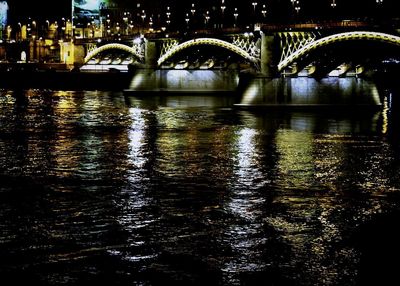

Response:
(221, 0), (226, 15)
(185, 13), (190, 29)
(261, 4), (267, 18)
(141, 10), (146, 25)
(294, 0), (301, 16)
(166, 6), (171, 18)
(149, 17), (153, 32)
(376, 0), (383, 4)
(331, 0), (337, 8)
(233, 8), (239, 27)
(191, 3), (196, 16)
(123, 12), (128, 35)
(205, 11), (210, 28)
(252, 2), (258, 11)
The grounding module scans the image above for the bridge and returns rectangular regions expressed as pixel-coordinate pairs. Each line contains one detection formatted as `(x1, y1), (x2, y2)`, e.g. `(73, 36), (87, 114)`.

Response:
(65, 24), (400, 78)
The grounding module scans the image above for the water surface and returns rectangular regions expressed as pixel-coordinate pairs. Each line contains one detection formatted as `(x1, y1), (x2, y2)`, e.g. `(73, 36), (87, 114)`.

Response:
(1, 78), (400, 285)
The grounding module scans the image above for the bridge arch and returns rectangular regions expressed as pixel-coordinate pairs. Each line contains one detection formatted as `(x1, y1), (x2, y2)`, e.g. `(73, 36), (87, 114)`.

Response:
(278, 31), (400, 71)
(84, 43), (143, 64)
(157, 38), (259, 66)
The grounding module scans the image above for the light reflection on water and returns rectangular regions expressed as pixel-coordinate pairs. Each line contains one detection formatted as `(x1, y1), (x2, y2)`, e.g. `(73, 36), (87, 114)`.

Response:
(1, 78), (400, 285)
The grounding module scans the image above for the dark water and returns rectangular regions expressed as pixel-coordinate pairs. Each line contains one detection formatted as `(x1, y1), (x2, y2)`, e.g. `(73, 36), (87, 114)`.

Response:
(1, 78), (400, 285)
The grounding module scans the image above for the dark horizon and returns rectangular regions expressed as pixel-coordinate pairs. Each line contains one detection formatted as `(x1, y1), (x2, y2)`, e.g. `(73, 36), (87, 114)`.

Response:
(5, 0), (400, 22)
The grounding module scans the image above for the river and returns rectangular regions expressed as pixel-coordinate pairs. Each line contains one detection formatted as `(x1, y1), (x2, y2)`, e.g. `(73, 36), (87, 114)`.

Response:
(0, 77), (400, 285)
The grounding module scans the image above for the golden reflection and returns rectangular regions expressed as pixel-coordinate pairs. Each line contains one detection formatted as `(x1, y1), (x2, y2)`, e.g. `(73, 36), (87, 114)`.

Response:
(52, 91), (80, 175)
(382, 96), (389, 135)
(155, 110), (202, 177)
(275, 129), (314, 188)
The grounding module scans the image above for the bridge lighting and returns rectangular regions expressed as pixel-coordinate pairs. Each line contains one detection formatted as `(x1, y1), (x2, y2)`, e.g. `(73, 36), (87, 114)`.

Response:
(191, 3), (196, 16)
(294, 1), (301, 14)
(233, 8), (239, 27)
(141, 10), (146, 24)
(205, 11), (210, 26)
(252, 2), (258, 12)
(185, 13), (190, 27)
(221, 5), (226, 15)
(261, 4), (267, 17)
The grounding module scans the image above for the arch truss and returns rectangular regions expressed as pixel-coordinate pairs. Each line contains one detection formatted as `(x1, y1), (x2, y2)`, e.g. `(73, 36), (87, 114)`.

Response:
(84, 42), (145, 64)
(157, 37), (260, 67)
(278, 31), (400, 71)
(277, 31), (321, 65)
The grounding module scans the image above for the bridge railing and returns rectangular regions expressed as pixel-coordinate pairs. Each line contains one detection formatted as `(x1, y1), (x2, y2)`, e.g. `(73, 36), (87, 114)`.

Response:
(260, 21), (373, 32)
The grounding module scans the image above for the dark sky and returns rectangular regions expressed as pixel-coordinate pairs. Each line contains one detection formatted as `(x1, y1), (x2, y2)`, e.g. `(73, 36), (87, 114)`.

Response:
(5, 0), (400, 22)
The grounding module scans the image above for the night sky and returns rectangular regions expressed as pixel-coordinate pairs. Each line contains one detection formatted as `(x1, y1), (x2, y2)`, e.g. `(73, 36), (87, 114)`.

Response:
(5, 0), (400, 22)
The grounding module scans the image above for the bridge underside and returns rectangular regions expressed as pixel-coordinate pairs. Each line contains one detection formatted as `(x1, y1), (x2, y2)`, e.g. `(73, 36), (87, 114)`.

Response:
(280, 40), (400, 78)
(78, 31), (400, 78)
(278, 31), (400, 76)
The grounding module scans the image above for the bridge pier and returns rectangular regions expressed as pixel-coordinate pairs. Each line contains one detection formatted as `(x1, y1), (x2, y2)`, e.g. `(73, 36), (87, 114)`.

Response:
(59, 41), (85, 67)
(145, 40), (158, 68)
(260, 33), (277, 77)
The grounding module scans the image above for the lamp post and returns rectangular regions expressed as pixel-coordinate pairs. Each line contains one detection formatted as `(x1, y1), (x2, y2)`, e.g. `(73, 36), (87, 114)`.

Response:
(185, 13), (190, 29)
(293, 0), (301, 21)
(252, 2), (258, 12)
(141, 10), (146, 25)
(165, 6), (171, 28)
(123, 12), (128, 35)
(261, 4), (267, 18)
(220, 0), (226, 28)
(205, 11), (210, 28)
(233, 7), (238, 28)
(376, 0), (384, 22)
(17, 22), (21, 41)
(191, 3), (196, 16)
(221, 0), (226, 16)
(106, 15), (111, 37)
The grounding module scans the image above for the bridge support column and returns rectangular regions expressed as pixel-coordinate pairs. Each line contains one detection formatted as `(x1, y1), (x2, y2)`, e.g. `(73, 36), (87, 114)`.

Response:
(73, 44), (85, 66)
(59, 42), (85, 67)
(145, 40), (158, 68)
(260, 33), (276, 77)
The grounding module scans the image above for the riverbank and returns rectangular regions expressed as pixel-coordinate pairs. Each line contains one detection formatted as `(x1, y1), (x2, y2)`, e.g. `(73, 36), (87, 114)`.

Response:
(0, 63), (133, 90)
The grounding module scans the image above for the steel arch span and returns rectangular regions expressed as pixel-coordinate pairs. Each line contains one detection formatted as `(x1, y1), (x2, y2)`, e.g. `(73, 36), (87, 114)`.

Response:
(278, 31), (400, 71)
(84, 43), (144, 64)
(157, 38), (259, 66)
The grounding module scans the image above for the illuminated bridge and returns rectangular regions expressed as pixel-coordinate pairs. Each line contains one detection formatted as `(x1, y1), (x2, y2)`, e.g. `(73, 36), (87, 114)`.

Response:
(71, 26), (400, 78)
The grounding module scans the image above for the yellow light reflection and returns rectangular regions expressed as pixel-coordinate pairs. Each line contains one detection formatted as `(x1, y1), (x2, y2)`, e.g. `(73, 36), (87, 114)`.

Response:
(276, 129), (314, 188)
(382, 97), (389, 135)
